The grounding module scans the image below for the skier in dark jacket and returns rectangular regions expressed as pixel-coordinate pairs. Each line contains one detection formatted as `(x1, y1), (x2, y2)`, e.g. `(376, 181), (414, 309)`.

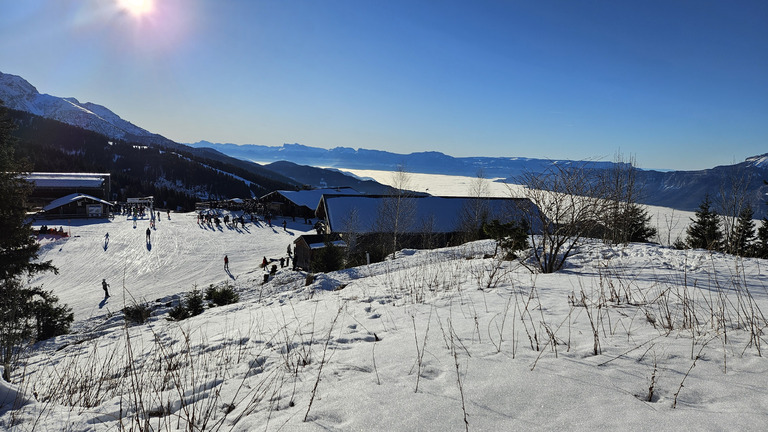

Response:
(102, 279), (110, 298)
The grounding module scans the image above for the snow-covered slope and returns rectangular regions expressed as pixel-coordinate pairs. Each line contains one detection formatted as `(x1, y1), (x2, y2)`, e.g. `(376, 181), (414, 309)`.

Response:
(746, 153), (768, 169)
(1, 206), (766, 430)
(28, 211), (303, 320)
(0, 71), (158, 142)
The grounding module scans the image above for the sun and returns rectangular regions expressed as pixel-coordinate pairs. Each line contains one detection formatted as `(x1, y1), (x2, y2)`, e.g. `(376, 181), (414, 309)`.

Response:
(118, 0), (154, 17)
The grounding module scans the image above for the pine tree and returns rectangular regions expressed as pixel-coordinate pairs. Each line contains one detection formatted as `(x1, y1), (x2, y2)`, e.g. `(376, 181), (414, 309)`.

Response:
(483, 219), (530, 259)
(685, 194), (723, 251)
(604, 203), (657, 244)
(756, 218), (768, 258)
(731, 205), (755, 256)
(0, 102), (70, 381)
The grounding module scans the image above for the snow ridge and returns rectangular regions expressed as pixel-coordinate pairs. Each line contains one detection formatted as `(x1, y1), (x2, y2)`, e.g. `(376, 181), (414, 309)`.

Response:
(0, 71), (155, 142)
(745, 153), (768, 169)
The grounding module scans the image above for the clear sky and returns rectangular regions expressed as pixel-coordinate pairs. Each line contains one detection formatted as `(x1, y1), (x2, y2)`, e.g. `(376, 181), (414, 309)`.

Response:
(1, 0), (766, 171)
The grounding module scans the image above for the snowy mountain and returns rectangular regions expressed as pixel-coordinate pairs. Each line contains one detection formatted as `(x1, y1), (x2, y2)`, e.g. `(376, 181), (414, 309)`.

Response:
(0, 71), (174, 147)
(187, 141), (621, 179)
(746, 153), (768, 169)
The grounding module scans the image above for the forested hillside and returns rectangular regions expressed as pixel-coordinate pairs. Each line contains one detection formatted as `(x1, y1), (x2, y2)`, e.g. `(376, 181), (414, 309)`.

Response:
(8, 109), (298, 210)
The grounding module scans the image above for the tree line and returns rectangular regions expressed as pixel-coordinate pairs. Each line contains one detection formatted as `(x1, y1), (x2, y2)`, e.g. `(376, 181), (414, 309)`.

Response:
(678, 192), (768, 258)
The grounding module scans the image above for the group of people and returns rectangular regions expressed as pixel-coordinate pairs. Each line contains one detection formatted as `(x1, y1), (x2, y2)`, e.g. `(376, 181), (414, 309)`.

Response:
(197, 210), (299, 235)
(37, 225), (67, 236)
(198, 211), (247, 229)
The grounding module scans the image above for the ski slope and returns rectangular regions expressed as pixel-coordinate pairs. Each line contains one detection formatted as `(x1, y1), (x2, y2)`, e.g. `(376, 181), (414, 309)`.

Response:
(30, 211), (309, 321)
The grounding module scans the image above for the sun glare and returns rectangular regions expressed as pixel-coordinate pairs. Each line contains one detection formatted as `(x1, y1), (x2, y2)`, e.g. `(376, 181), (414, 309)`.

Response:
(118, 0), (154, 17)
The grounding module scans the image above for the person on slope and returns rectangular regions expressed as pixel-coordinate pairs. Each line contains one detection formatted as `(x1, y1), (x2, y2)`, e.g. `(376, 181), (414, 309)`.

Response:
(146, 227), (151, 242)
(102, 279), (110, 298)
(224, 254), (229, 271)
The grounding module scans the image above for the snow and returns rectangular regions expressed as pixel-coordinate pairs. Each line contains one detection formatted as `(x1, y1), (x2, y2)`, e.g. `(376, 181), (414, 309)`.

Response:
(746, 154), (768, 169)
(321, 195), (534, 234)
(42, 193), (112, 212)
(25, 172), (108, 189)
(275, 188), (361, 210)
(28, 211), (304, 320)
(3, 176), (768, 431)
(0, 71), (156, 142)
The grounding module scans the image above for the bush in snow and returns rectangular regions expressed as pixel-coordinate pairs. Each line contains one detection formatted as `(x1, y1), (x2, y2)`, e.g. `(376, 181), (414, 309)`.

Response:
(168, 289), (205, 321)
(205, 284), (239, 306)
(482, 219), (530, 259)
(122, 300), (152, 324)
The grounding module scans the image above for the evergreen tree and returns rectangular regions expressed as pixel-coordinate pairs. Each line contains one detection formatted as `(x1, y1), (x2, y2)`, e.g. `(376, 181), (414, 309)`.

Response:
(0, 102), (70, 381)
(483, 219), (530, 259)
(731, 205), (755, 256)
(685, 194), (723, 251)
(756, 218), (768, 258)
(603, 203), (658, 244)
(311, 239), (345, 273)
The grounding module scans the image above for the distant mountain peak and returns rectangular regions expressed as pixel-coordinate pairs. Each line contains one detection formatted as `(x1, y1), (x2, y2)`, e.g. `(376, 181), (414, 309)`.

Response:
(0, 70), (166, 145)
(745, 153), (768, 169)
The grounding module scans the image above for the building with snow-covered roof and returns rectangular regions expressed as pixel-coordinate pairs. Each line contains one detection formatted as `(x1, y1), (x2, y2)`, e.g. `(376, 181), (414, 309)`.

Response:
(39, 193), (114, 219)
(25, 172), (111, 207)
(316, 194), (541, 235)
(305, 194), (543, 266)
(260, 187), (361, 219)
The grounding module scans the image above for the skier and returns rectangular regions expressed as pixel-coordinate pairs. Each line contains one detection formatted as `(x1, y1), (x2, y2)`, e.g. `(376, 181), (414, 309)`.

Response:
(146, 227), (151, 242)
(282, 220), (287, 232)
(261, 256), (268, 268)
(102, 279), (110, 298)
(287, 244), (292, 258)
(224, 255), (229, 271)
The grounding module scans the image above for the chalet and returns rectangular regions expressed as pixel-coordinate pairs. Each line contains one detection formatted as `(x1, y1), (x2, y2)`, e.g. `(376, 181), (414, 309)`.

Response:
(39, 193), (114, 219)
(260, 187), (361, 220)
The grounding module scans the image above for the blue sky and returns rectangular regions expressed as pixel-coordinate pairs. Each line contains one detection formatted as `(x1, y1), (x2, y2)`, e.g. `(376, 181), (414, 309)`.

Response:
(1, 0), (766, 171)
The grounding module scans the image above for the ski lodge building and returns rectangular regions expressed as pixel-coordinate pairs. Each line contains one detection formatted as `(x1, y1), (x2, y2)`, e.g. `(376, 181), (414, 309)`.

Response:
(293, 194), (541, 270)
(25, 172), (112, 218)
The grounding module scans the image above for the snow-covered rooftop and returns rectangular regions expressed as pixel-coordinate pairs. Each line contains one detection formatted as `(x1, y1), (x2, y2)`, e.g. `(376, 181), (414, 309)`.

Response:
(25, 172), (109, 188)
(42, 193), (113, 211)
(272, 187), (361, 209)
(321, 195), (535, 233)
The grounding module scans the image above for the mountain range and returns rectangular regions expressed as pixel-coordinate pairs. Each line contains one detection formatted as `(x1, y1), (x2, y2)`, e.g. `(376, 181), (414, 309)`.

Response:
(189, 141), (768, 218)
(2, 70), (766, 217)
